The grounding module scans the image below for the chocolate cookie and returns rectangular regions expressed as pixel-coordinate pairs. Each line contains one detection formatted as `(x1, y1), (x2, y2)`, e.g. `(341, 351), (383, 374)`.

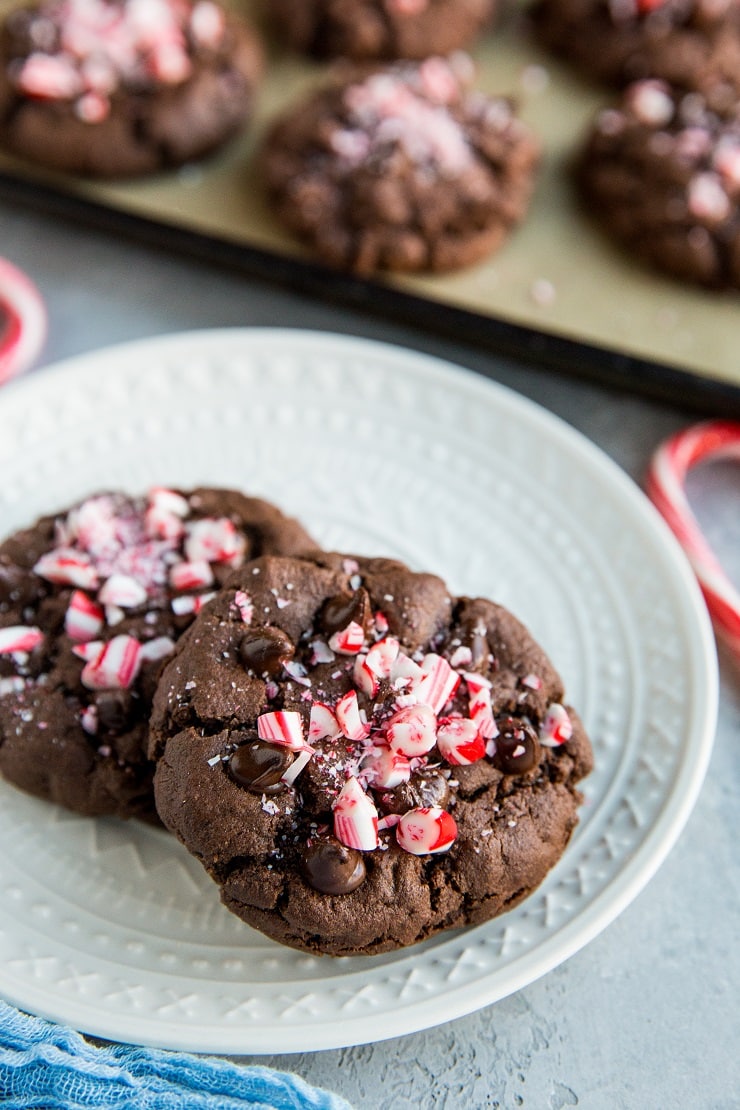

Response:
(259, 56), (539, 274)
(269, 0), (497, 61)
(577, 80), (740, 287)
(531, 0), (740, 112)
(0, 488), (316, 820)
(0, 0), (263, 177)
(149, 552), (593, 957)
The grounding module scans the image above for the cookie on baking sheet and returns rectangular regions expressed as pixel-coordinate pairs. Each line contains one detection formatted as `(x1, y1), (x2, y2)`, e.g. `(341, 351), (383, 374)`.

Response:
(149, 552), (593, 957)
(269, 0), (497, 61)
(531, 0), (740, 112)
(577, 80), (740, 288)
(0, 488), (316, 821)
(259, 55), (540, 274)
(0, 0), (263, 177)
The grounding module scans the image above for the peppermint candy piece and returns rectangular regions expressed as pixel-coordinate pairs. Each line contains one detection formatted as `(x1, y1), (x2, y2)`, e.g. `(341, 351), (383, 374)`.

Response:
(33, 548), (99, 590)
(333, 776), (379, 851)
(169, 559), (214, 591)
(0, 625), (43, 654)
(171, 591), (216, 616)
(328, 620), (365, 655)
(80, 635), (142, 690)
(308, 702), (342, 742)
(386, 703), (437, 757)
(412, 653), (460, 713)
(335, 690), (371, 741)
(139, 636), (176, 663)
(233, 590), (254, 624)
(365, 636), (400, 677)
(184, 517), (245, 567)
(64, 591), (104, 642)
(98, 573), (148, 609)
(361, 744), (411, 789)
(352, 653), (378, 697)
(464, 672), (497, 739)
(436, 717), (485, 765)
(396, 806), (457, 855)
(256, 710), (306, 751)
(148, 487), (190, 518)
(539, 703), (573, 747)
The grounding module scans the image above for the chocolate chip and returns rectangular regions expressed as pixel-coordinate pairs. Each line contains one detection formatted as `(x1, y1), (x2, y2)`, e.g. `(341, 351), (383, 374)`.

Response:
(492, 717), (540, 775)
(238, 627), (294, 677)
(229, 738), (293, 793)
(377, 769), (450, 815)
(300, 836), (366, 895)
(95, 690), (134, 734)
(319, 588), (371, 635)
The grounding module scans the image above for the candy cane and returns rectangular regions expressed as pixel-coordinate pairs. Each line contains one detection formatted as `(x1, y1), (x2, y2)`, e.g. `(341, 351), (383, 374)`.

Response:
(0, 258), (47, 385)
(647, 421), (740, 662)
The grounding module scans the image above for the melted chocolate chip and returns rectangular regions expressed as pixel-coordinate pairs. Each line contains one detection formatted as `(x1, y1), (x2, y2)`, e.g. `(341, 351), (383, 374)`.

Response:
(229, 738), (293, 793)
(238, 627), (294, 677)
(319, 588), (371, 635)
(300, 836), (366, 895)
(95, 690), (134, 734)
(377, 770), (451, 815)
(492, 717), (540, 775)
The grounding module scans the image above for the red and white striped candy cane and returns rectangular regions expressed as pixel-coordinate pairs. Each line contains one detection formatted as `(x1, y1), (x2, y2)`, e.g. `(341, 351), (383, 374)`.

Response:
(647, 421), (740, 662)
(0, 258), (47, 385)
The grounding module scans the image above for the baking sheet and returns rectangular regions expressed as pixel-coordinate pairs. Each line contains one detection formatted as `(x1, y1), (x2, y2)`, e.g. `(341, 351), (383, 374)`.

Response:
(0, 0), (738, 404)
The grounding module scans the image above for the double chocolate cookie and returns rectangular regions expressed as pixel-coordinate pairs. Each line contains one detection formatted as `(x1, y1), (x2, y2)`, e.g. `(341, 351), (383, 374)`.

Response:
(531, 0), (740, 112)
(269, 0), (497, 61)
(150, 552), (593, 957)
(577, 80), (740, 287)
(260, 56), (540, 274)
(0, 488), (315, 820)
(0, 0), (263, 176)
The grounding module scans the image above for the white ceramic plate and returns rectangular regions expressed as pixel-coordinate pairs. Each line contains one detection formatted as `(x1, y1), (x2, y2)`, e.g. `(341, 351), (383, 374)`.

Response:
(0, 330), (717, 1054)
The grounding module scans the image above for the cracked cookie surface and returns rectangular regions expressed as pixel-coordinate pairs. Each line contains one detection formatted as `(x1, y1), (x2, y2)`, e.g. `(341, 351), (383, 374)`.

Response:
(0, 488), (315, 820)
(150, 552), (593, 956)
(0, 0), (263, 177)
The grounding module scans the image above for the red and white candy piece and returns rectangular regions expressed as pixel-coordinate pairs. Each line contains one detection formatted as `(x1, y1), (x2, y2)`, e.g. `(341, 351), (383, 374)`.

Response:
(464, 672), (497, 739)
(353, 653), (378, 697)
(436, 716), (485, 765)
(647, 421), (740, 664)
(361, 743), (411, 789)
(171, 591), (216, 616)
(386, 703), (437, 757)
(539, 703), (573, 747)
(0, 258), (47, 386)
(412, 653), (460, 714)
(168, 559), (214, 592)
(328, 620), (365, 655)
(184, 517), (245, 567)
(334, 689), (371, 741)
(0, 625), (43, 654)
(80, 634), (142, 690)
(396, 806), (457, 855)
(148, 487), (190, 518)
(256, 710), (306, 751)
(98, 573), (148, 609)
(332, 776), (379, 851)
(33, 548), (99, 590)
(64, 590), (104, 641)
(139, 636), (176, 663)
(308, 702), (342, 742)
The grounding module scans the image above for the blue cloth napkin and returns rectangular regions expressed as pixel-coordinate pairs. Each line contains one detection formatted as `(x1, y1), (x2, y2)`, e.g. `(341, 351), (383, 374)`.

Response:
(0, 1001), (352, 1110)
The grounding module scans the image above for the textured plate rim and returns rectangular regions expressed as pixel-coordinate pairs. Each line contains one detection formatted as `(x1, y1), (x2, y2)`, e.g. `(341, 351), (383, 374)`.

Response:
(0, 328), (719, 1053)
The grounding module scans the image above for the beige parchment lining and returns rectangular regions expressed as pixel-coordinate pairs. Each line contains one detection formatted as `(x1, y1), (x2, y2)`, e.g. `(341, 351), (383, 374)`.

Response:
(1, 0), (738, 388)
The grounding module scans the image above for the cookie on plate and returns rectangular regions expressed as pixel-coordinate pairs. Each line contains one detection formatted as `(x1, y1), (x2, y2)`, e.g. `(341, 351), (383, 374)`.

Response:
(531, 0), (740, 112)
(269, 0), (497, 61)
(259, 55), (540, 274)
(577, 80), (740, 287)
(0, 488), (316, 821)
(149, 552), (593, 957)
(0, 0), (263, 177)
